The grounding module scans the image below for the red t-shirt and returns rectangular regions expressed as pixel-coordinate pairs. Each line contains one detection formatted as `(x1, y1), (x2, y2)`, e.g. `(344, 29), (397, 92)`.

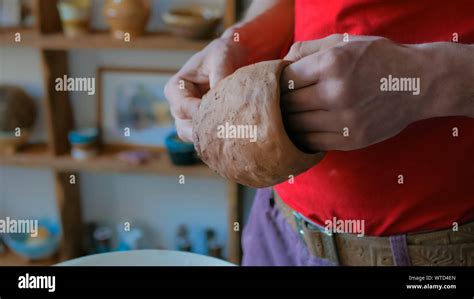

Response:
(275, 0), (474, 236)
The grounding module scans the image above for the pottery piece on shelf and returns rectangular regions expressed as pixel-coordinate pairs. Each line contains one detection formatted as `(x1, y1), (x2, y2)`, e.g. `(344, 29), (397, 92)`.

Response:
(103, 0), (151, 40)
(2, 218), (60, 261)
(0, 85), (36, 154)
(176, 225), (192, 252)
(68, 127), (99, 160)
(165, 131), (197, 166)
(57, 0), (92, 37)
(0, 131), (32, 155)
(163, 6), (222, 40)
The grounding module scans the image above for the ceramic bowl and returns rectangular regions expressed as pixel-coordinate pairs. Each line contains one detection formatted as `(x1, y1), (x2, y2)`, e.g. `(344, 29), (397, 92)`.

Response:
(165, 132), (197, 166)
(163, 7), (222, 39)
(2, 219), (61, 261)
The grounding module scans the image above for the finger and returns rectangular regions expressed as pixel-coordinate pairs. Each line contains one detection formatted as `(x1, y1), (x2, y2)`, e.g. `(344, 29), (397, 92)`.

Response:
(284, 34), (344, 61)
(280, 83), (331, 112)
(284, 111), (342, 134)
(209, 61), (235, 88)
(169, 93), (201, 120)
(165, 76), (202, 119)
(280, 52), (329, 93)
(293, 132), (346, 152)
(175, 118), (194, 142)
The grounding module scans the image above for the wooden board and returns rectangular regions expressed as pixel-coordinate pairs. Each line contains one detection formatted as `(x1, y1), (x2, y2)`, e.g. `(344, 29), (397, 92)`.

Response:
(41, 49), (73, 156)
(227, 182), (243, 264)
(54, 172), (83, 260)
(0, 29), (210, 51)
(224, 0), (238, 28)
(0, 144), (218, 177)
(35, 0), (63, 34)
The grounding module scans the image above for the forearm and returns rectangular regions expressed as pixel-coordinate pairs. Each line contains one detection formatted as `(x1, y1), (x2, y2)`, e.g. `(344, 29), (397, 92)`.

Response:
(221, 0), (294, 64)
(418, 42), (474, 119)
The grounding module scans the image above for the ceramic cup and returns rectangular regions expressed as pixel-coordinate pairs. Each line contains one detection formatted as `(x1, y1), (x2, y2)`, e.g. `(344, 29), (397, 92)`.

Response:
(57, 0), (92, 37)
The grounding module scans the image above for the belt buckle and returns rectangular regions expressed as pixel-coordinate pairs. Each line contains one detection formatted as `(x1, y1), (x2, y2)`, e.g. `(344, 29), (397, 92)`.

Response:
(293, 211), (307, 244)
(293, 211), (340, 265)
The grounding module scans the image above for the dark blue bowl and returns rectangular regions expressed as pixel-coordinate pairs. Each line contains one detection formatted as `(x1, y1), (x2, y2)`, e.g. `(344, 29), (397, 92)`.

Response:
(68, 128), (98, 145)
(165, 132), (197, 166)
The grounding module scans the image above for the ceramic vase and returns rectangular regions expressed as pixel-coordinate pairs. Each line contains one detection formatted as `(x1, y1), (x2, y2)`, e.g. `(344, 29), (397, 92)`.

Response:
(104, 0), (151, 40)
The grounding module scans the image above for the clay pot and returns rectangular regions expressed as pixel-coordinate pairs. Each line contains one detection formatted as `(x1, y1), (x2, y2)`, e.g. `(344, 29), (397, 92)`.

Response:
(193, 60), (325, 188)
(103, 0), (150, 39)
(0, 85), (36, 132)
(163, 7), (221, 40)
(0, 85), (36, 154)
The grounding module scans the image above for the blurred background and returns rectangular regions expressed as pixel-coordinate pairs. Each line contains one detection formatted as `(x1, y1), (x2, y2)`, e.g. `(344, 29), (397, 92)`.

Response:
(0, 0), (254, 266)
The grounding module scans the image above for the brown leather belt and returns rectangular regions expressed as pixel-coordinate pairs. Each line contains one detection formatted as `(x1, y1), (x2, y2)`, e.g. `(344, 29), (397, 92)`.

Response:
(273, 190), (474, 266)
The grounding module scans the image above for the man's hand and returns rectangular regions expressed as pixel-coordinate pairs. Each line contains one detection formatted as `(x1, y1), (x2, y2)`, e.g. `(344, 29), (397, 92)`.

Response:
(164, 38), (248, 142)
(165, 0), (294, 142)
(281, 34), (442, 152)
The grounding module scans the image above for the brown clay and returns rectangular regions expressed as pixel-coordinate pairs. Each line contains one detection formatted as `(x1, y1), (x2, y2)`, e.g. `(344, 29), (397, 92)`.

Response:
(193, 60), (325, 188)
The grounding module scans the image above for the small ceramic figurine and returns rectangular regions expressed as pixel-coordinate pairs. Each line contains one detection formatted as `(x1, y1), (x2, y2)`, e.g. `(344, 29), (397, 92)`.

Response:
(176, 225), (192, 252)
(68, 128), (99, 160)
(116, 224), (144, 251)
(205, 229), (222, 259)
(93, 226), (113, 253)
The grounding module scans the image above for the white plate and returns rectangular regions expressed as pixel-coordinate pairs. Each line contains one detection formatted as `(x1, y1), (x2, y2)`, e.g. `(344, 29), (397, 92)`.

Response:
(56, 250), (235, 266)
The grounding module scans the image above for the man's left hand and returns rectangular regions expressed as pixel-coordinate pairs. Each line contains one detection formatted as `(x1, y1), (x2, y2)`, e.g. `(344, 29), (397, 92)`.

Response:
(281, 34), (433, 151)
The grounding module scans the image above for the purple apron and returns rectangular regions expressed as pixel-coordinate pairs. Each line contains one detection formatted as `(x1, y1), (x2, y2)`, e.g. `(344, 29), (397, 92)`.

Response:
(242, 188), (335, 266)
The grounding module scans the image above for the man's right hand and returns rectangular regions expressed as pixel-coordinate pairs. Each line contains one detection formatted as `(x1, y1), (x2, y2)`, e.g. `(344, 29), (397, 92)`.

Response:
(164, 37), (249, 142)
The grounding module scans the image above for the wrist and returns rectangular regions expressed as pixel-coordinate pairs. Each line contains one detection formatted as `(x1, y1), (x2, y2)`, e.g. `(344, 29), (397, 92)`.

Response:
(415, 42), (474, 119)
(220, 8), (294, 63)
(221, 25), (288, 64)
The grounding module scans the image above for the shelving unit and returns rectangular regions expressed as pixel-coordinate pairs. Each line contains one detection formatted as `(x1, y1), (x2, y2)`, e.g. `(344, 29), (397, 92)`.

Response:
(0, 28), (211, 51)
(0, 0), (242, 265)
(0, 144), (218, 176)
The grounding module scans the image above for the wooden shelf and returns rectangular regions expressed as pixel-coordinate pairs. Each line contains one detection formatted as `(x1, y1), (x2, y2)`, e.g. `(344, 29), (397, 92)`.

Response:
(0, 0), (243, 265)
(0, 248), (60, 266)
(0, 29), (211, 51)
(0, 144), (218, 177)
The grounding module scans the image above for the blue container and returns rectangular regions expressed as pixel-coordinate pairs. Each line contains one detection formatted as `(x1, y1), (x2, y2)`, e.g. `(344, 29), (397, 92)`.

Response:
(165, 132), (197, 166)
(68, 127), (98, 145)
(2, 218), (61, 261)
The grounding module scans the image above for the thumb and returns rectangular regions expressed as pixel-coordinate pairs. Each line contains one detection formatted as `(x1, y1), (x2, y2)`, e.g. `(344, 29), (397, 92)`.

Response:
(284, 34), (344, 61)
(209, 62), (235, 88)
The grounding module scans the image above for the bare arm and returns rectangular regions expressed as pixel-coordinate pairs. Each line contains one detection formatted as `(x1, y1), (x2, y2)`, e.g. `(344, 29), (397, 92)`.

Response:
(279, 35), (474, 152)
(221, 0), (295, 64)
(417, 43), (474, 119)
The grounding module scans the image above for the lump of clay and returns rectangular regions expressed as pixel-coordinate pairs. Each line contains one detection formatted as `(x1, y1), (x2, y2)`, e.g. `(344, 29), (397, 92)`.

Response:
(193, 60), (325, 188)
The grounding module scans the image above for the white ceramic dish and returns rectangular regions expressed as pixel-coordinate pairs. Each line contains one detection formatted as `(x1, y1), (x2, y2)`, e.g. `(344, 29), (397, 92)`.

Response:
(56, 249), (235, 266)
